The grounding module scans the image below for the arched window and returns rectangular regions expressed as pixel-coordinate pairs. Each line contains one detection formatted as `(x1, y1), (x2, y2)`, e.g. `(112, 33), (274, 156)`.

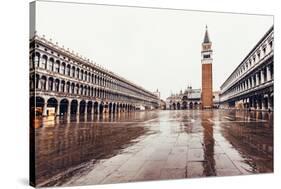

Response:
(80, 70), (84, 80)
(61, 62), (66, 75)
(35, 74), (40, 89)
(72, 66), (75, 77)
(84, 86), (87, 96)
(80, 85), (83, 95)
(41, 76), (47, 90)
(48, 58), (54, 71)
(61, 80), (65, 92)
(84, 71), (87, 81)
(55, 79), (60, 92)
(66, 82), (70, 93)
(76, 84), (79, 94)
(34, 52), (40, 68)
(48, 77), (53, 91)
(41, 55), (47, 69)
(66, 64), (71, 76)
(54, 60), (60, 73)
(76, 68), (80, 79)
(71, 83), (75, 94)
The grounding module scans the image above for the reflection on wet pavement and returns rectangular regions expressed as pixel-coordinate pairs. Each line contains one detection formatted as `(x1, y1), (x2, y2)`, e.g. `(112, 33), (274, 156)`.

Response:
(33, 110), (273, 187)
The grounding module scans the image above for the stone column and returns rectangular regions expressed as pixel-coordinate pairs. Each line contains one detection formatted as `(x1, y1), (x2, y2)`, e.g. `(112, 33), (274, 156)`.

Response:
(56, 101), (60, 116)
(96, 103), (100, 115)
(252, 76), (255, 87)
(260, 69), (265, 84)
(267, 66), (272, 81)
(77, 101), (80, 116)
(255, 98), (259, 110)
(43, 103), (48, 116)
(261, 97), (266, 111)
(256, 73), (259, 86)
(84, 100), (88, 115)
(67, 102), (71, 115)
(37, 76), (41, 90)
(268, 95), (273, 111)
(91, 104), (95, 115)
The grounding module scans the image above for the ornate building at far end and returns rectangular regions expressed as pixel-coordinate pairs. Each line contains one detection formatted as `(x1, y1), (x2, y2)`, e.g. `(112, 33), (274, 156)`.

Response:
(166, 86), (220, 110)
(166, 86), (201, 110)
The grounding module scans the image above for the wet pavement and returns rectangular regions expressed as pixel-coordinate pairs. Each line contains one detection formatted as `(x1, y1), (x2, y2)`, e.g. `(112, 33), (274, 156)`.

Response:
(33, 110), (273, 187)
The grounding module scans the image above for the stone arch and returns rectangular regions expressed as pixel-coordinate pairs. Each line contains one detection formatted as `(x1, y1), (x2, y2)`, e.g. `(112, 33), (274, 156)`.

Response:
(47, 98), (58, 116)
(70, 100), (78, 115)
(182, 101), (187, 109)
(59, 99), (69, 115)
(109, 102), (112, 114)
(79, 100), (86, 115)
(172, 103), (176, 110)
(87, 101), (93, 114)
(177, 102), (181, 110)
(189, 102), (194, 109)
(99, 102), (104, 114)
(31, 96), (45, 116)
(194, 102), (198, 109)
(93, 101), (99, 114)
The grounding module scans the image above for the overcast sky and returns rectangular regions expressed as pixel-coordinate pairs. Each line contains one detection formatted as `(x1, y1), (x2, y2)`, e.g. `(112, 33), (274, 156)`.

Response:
(35, 1), (273, 99)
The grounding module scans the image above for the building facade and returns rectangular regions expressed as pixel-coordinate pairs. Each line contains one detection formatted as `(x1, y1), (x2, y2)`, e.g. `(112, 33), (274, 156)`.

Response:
(201, 26), (213, 109)
(220, 26), (273, 111)
(30, 34), (159, 116)
(166, 87), (201, 110)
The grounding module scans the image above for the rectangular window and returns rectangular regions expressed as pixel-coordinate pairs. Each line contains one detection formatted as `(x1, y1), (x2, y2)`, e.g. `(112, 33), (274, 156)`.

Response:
(203, 54), (210, 59)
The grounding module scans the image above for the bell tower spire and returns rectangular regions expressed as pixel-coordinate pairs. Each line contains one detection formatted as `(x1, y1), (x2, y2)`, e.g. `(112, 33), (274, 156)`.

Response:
(203, 25), (211, 43)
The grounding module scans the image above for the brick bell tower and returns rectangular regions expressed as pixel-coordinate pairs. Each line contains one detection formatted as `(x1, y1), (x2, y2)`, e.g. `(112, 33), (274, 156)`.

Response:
(201, 25), (213, 109)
